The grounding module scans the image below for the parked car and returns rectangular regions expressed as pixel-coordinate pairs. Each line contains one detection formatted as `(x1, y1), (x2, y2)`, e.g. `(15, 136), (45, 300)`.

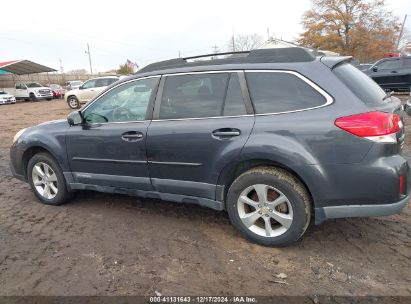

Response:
(65, 80), (83, 91)
(49, 84), (65, 99)
(3, 82), (53, 101)
(358, 63), (373, 72)
(364, 56), (411, 91)
(10, 48), (410, 246)
(403, 90), (411, 115)
(65, 76), (119, 109)
(0, 90), (16, 105)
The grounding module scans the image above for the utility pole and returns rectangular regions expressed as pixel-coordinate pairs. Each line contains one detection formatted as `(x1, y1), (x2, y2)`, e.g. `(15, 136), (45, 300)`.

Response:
(178, 50), (181, 58)
(212, 45), (219, 59)
(85, 43), (93, 75)
(232, 32), (235, 52)
(59, 58), (65, 83)
(59, 58), (64, 74)
(396, 14), (408, 51)
(267, 28), (270, 40)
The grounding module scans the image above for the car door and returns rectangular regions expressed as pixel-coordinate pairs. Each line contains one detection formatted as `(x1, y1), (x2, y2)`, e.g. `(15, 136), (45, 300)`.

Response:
(371, 58), (402, 90)
(66, 76), (160, 190)
(15, 83), (28, 98)
(398, 58), (411, 90)
(77, 79), (97, 102)
(146, 71), (254, 200)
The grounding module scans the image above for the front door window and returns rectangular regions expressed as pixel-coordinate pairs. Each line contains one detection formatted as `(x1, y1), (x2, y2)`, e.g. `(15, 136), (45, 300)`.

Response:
(83, 77), (158, 124)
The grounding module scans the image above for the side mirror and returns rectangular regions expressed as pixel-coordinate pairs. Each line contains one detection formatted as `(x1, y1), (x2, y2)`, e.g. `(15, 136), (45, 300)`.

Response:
(67, 111), (83, 126)
(372, 66), (378, 72)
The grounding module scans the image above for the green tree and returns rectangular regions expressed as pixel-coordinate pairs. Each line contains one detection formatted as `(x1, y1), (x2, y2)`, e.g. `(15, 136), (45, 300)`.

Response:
(117, 63), (134, 75)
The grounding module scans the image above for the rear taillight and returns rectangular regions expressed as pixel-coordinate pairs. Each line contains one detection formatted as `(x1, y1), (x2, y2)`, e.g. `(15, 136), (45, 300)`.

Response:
(335, 111), (402, 143)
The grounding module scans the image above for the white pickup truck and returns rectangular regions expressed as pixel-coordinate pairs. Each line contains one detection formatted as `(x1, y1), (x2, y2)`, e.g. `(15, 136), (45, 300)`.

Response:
(3, 82), (53, 101)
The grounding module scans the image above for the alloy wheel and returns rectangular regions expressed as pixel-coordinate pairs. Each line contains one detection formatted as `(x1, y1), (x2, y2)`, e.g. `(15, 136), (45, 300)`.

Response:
(68, 98), (78, 108)
(237, 184), (293, 237)
(31, 162), (58, 199)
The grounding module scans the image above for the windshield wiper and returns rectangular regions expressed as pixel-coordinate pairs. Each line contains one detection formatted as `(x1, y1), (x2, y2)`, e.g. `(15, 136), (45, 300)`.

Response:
(383, 91), (394, 101)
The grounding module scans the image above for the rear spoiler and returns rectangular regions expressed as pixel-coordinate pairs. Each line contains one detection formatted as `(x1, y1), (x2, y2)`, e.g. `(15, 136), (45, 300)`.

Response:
(320, 56), (352, 69)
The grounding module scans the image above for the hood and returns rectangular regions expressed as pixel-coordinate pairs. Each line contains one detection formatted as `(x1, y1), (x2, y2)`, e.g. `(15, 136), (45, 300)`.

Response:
(66, 88), (80, 95)
(0, 93), (14, 99)
(31, 86), (51, 90)
(37, 119), (66, 127)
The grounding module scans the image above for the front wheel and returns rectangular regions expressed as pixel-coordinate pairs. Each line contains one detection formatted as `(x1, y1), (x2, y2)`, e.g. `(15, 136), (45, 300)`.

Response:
(67, 96), (80, 109)
(27, 153), (73, 205)
(226, 167), (311, 247)
(29, 93), (37, 102)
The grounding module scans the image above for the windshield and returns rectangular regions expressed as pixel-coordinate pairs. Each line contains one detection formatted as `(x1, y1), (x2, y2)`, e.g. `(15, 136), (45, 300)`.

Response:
(26, 83), (43, 88)
(0, 91), (6, 95)
(71, 81), (82, 86)
(50, 84), (61, 89)
(333, 63), (386, 105)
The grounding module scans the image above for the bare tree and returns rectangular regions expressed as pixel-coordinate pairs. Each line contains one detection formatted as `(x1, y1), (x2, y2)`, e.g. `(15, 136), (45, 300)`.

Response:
(66, 69), (88, 75)
(228, 34), (264, 52)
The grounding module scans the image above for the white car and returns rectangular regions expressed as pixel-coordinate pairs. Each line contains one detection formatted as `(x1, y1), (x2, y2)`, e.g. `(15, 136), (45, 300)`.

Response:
(65, 76), (119, 109)
(65, 80), (83, 91)
(3, 82), (53, 101)
(0, 91), (16, 105)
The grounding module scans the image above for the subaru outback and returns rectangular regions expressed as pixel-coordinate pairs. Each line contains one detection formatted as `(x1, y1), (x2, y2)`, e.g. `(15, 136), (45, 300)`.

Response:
(10, 48), (410, 246)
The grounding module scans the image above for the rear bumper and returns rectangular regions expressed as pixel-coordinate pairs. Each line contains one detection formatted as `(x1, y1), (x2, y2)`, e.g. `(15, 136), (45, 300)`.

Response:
(315, 192), (410, 224)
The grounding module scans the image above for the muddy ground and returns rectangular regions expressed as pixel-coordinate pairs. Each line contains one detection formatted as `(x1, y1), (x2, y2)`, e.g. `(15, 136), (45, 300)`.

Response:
(0, 98), (410, 297)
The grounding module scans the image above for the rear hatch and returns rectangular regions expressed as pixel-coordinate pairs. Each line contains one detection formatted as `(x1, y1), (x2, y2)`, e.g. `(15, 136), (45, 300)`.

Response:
(331, 62), (405, 150)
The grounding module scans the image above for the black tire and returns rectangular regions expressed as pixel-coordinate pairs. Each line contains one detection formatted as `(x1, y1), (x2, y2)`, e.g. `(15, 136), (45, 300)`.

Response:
(226, 166), (311, 247)
(67, 96), (80, 109)
(46, 98), (52, 101)
(29, 93), (37, 102)
(27, 152), (73, 205)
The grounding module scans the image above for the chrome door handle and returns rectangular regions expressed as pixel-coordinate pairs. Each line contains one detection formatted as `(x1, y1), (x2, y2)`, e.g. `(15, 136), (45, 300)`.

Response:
(121, 131), (143, 141)
(212, 128), (241, 138)
(213, 131), (240, 136)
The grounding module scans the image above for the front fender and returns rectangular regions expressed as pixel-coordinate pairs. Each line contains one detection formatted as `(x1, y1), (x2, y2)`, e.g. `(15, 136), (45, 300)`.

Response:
(11, 121), (69, 178)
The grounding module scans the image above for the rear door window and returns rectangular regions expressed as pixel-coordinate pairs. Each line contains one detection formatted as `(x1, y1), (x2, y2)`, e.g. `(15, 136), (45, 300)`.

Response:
(333, 63), (386, 105)
(96, 78), (116, 87)
(245, 72), (327, 114)
(158, 72), (247, 119)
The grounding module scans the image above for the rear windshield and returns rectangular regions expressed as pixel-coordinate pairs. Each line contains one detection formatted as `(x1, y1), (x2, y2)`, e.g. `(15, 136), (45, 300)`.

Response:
(333, 63), (386, 105)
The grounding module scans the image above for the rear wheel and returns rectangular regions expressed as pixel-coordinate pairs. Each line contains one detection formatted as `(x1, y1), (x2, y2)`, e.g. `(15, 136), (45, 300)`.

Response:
(67, 96), (80, 109)
(226, 167), (311, 246)
(27, 153), (73, 205)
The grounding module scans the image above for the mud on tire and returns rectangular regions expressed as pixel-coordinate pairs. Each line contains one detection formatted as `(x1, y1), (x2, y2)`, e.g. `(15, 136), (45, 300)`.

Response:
(226, 166), (312, 247)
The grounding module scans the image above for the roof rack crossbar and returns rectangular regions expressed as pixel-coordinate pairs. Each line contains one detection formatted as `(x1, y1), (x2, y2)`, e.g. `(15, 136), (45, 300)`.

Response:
(183, 51), (250, 60)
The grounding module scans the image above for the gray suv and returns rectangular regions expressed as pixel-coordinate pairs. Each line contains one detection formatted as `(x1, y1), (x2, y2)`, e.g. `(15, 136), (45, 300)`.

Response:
(9, 48), (410, 246)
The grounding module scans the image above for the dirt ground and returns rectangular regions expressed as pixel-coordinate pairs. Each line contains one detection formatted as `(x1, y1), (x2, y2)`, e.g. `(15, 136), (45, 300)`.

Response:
(0, 98), (410, 297)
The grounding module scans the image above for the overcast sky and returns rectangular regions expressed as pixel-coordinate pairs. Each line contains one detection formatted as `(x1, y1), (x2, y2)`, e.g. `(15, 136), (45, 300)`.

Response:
(1, 0), (410, 73)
